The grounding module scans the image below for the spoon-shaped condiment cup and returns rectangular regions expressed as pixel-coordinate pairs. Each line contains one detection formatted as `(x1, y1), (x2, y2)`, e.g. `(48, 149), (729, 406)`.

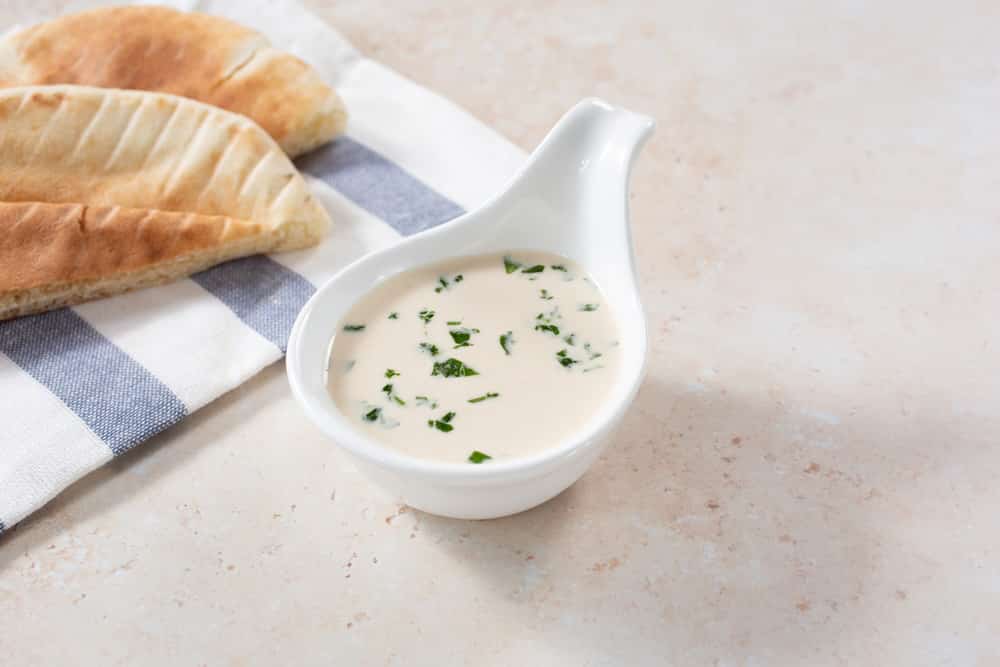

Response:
(287, 98), (654, 519)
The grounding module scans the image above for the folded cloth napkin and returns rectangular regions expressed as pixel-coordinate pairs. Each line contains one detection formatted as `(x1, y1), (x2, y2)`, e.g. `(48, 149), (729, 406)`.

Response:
(0, 0), (525, 532)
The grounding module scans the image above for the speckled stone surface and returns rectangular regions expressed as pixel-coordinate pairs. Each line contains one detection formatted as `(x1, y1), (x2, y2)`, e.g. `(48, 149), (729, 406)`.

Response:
(3, 2), (1000, 665)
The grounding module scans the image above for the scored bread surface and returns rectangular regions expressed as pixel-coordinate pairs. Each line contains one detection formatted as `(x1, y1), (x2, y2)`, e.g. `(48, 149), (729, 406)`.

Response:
(0, 85), (330, 320)
(0, 5), (347, 156)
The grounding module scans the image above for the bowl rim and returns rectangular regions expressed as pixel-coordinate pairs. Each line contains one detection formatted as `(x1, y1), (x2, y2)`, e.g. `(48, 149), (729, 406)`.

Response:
(286, 247), (648, 483)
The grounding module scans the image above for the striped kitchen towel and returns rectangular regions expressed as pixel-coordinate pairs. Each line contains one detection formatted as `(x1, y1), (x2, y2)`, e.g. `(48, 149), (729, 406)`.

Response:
(0, 0), (525, 532)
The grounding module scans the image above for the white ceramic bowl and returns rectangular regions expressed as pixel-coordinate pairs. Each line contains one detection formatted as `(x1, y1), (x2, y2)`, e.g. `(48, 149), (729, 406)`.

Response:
(287, 98), (654, 519)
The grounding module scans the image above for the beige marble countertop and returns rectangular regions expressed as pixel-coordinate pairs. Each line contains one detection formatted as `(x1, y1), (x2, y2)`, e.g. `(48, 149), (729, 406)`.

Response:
(3, 1), (1000, 665)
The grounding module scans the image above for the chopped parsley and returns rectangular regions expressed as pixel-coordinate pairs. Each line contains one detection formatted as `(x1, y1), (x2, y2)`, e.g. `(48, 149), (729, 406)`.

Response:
(468, 450), (492, 464)
(431, 358), (479, 377)
(521, 264), (545, 274)
(419, 342), (440, 356)
(434, 274), (465, 293)
(362, 405), (399, 429)
(384, 368), (400, 378)
(448, 327), (480, 348)
(563, 333), (577, 346)
(499, 331), (514, 355)
(556, 349), (579, 368)
(504, 256), (522, 274)
(343, 324), (365, 332)
(551, 264), (567, 272)
(415, 395), (439, 409)
(428, 420), (453, 432)
(382, 383), (406, 406)
(535, 307), (562, 333)
(446, 320), (462, 326)
(427, 411), (456, 432)
(540, 289), (553, 300)
(387, 312), (399, 320)
(579, 303), (599, 312)
(468, 392), (499, 403)
(419, 309), (435, 324)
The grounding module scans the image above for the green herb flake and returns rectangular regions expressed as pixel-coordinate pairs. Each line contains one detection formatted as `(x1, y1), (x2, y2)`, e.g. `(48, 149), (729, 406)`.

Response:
(584, 342), (603, 360)
(431, 358), (479, 377)
(343, 324), (366, 332)
(468, 392), (499, 404)
(454, 275), (464, 283)
(428, 411), (456, 432)
(446, 320), (462, 326)
(503, 255), (521, 274)
(540, 289), (553, 301)
(563, 333), (577, 346)
(387, 312), (399, 320)
(449, 328), (475, 348)
(428, 419), (453, 433)
(534, 307), (562, 335)
(419, 309), (435, 324)
(551, 264), (567, 272)
(468, 450), (492, 464)
(521, 265), (545, 274)
(363, 407), (381, 422)
(556, 349), (579, 368)
(381, 383), (407, 406)
(415, 395), (439, 409)
(499, 331), (514, 355)
(384, 368), (400, 378)
(579, 303), (600, 312)
(434, 277), (449, 293)
(419, 342), (440, 356)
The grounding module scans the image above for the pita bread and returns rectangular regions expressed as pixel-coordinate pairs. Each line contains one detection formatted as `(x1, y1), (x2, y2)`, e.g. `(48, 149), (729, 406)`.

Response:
(0, 5), (347, 157)
(0, 85), (330, 320)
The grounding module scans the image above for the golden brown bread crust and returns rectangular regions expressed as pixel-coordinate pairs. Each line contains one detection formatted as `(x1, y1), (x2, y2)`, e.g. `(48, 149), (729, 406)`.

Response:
(0, 86), (328, 245)
(0, 85), (330, 320)
(0, 202), (273, 319)
(0, 5), (347, 156)
(0, 202), (263, 293)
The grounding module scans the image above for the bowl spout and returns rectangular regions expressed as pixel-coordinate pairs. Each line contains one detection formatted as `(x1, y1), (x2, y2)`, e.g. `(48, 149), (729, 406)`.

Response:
(517, 97), (655, 205)
(480, 98), (654, 302)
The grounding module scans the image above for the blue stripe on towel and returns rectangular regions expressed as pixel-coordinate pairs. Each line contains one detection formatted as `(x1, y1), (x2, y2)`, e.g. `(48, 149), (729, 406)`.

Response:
(0, 137), (464, 512)
(297, 136), (465, 236)
(191, 255), (316, 353)
(0, 308), (187, 457)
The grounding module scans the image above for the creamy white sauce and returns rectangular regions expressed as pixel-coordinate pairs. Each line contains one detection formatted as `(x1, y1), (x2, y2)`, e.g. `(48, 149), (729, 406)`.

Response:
(327, 251), (620, 463)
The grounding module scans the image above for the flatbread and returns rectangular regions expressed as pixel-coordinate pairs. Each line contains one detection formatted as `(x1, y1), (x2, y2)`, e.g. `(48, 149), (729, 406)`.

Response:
(0, 85), (330, 320)
(0, 5), (347, 157)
